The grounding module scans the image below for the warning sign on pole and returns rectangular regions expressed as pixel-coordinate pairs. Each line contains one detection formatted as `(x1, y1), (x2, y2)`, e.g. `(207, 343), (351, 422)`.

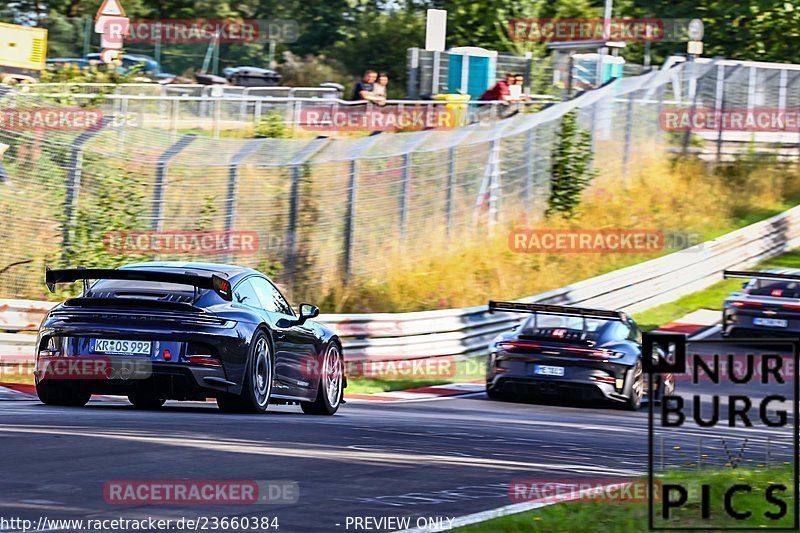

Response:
(95, 0), (128, 63)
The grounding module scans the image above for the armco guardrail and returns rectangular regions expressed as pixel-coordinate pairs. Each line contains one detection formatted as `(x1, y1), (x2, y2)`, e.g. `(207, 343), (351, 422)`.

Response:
(3, 204), (800, 363)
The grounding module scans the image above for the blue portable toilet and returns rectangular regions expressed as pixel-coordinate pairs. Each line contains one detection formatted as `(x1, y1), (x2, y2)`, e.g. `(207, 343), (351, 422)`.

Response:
(572, 53), (625, 87)
(446, 47), (497, 97)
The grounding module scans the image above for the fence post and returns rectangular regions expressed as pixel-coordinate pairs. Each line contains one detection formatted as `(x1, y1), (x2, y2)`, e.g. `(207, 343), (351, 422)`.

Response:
(343, 158), (359, 282)
(487, 139), (502, 234)
(284, 139), (329, 286)
(445, 146), (456, 241)
(681, 63), (702, 156)
(399, 152), (412, 241)
(224, 140), (262, 263)
(170, 98), (179, 137)
(622, 91), (635, 185)
(61, 119), (110, 261)
(714, 64), (726, 162)
(213, 98), (221, 139)
(524, 128), (535, 210)
(151, 135), (197, 232)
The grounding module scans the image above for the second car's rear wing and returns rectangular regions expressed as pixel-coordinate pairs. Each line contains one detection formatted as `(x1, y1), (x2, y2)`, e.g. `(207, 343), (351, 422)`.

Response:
(45, 267), (233, 301)
(488, 300), (625, 320)
(724, 270), (800, 283)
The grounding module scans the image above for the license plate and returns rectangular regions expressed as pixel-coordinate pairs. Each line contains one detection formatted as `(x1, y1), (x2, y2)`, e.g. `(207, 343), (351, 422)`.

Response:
(90, 339), (152, 356)
(753, 318), (788, 328)
(534, 365), (565, 377)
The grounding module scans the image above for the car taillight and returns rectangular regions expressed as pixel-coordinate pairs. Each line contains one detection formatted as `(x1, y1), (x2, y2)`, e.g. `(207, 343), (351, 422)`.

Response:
(185, 355), (222, 367)
(38, 336), (64, 357)
(497, 341), (540, 352)
(183, 342), (220, 365)
(731, 301), (762, 308)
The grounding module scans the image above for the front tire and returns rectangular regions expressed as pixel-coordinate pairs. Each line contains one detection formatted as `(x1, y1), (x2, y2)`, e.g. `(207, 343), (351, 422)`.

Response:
(36, 380), (91, 407)
(217, 331), (273, 414)
(301, 343), (343, 415)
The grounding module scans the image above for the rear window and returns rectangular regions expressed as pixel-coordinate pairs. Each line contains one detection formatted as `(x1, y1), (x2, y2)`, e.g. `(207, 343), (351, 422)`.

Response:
(87, 279), (201, 302)
(746, 280), (800, 298)
(519, 314), (614, 342)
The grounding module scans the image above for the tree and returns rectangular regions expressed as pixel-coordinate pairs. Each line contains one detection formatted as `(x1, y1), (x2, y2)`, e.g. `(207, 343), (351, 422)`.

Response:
(547, 110), (596, 218)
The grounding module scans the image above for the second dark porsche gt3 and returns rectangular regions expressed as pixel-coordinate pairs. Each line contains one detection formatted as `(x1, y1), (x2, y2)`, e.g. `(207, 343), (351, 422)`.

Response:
(485, 301), (673, 410)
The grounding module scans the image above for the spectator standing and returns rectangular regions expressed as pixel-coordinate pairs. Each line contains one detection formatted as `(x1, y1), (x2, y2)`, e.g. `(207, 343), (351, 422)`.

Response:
(352, 70), (378, 101)
(479, 73), (515, 102)
(372, 73), (389, 106)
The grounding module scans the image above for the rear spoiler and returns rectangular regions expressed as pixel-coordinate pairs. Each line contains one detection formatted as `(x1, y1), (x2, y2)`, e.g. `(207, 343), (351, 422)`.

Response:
(724, 270), (800, 283)
(488, 300), (625, 320)
(45, 267), (233, 301)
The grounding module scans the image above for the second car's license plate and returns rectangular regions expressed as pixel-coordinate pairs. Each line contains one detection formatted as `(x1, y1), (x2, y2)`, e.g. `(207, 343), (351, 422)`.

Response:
(753, 318), (788, 328)
(90, 339), (152, 356)
(534, 365), (565, 377)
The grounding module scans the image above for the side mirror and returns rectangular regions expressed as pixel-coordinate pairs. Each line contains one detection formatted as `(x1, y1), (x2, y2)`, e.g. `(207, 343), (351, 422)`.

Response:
(741, 282), (748, 289)
(298, 303), (320, 324)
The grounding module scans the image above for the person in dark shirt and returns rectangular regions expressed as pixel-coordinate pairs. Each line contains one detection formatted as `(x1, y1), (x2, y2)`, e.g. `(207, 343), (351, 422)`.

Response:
(352, 70), (378, 101)
(480, 73), (515, 102)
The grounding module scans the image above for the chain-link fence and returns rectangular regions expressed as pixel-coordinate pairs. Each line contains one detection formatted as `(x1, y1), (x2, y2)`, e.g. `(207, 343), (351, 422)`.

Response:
(1, 57), (792, 303)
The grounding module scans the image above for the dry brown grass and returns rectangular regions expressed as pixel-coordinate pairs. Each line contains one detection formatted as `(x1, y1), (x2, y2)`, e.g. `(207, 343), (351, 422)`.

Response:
(325, 155), (800, 313)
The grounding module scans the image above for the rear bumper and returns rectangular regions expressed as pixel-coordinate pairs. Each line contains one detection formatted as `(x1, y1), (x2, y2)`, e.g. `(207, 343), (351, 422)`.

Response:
(36, 362), (233, 400)
(723, 309), (800, 337)
(486, 353), (634, 404)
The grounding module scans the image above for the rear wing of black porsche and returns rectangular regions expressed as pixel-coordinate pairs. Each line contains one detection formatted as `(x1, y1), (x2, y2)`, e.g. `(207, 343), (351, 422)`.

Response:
(45, 267), (233, 301)
(488, 300), (625, 320)
(724, 270), (800, 283)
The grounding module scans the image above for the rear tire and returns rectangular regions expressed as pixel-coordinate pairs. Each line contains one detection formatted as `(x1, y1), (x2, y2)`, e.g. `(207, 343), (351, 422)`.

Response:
(301, 343), (343, 415)
(486, 385), (506, 401)
(36, 380), (91, 407)
(623, 360), (644, 411)
(128, 393), (166, 410)
(217, 331), (272, 414)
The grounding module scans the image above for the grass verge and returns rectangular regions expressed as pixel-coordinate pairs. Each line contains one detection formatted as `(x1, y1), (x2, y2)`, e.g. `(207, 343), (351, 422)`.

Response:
(454, 466), (795, 532)
(632, 249), (800, 331)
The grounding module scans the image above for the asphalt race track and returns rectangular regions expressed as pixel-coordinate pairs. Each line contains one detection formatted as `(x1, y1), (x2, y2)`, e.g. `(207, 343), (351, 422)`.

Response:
(0, 333), (795, 533)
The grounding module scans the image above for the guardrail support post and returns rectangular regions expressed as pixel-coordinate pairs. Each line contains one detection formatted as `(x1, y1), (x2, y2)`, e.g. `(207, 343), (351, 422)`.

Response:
(151, 135), (197, 233)
(61, 118), (110, 262)
(343, 159), (358, 282)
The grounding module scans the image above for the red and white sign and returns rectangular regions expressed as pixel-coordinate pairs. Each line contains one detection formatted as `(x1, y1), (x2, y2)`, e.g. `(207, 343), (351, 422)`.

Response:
(95, 0), (128, 62)
(96, 0), (126, 18)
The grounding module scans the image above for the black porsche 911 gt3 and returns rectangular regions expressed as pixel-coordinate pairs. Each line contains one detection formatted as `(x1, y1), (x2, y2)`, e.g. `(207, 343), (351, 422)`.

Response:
(36, 262), (345, 415)
(722, 269), (800, 337)
(485, 301), (674, 410)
